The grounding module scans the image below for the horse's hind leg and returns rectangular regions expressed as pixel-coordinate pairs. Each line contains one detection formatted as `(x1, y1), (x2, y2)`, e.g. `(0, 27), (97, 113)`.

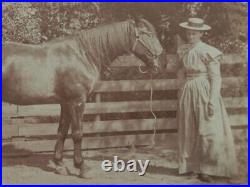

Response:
(53, 103), (70, 175)
(68, 97), (85, 178)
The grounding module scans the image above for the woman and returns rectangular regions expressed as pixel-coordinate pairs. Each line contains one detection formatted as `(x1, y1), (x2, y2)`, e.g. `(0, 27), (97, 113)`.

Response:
(176, 18), (238, 182)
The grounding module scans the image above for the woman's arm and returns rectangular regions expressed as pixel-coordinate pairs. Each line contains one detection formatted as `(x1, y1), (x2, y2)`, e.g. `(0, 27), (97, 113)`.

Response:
(207, 56), (222, 116)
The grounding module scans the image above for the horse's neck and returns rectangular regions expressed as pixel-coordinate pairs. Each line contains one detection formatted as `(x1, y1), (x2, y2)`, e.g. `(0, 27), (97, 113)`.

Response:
(78, 22), (133, 70)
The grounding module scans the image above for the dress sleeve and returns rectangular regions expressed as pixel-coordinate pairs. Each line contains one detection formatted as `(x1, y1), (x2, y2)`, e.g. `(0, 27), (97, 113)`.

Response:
(205, 45), (223, 74)
(206, 45), (223, 61)
(207, 54), (223, 106)
(199, 43), (223, 65)
(197, 43), (223, 106)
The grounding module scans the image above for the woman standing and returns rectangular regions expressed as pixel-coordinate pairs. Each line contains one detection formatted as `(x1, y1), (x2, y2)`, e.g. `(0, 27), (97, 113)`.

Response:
(176, 18), (238, 182)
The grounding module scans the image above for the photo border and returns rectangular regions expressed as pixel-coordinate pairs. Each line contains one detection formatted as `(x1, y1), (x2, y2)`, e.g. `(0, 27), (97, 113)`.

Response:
(1, 1), (248, 186)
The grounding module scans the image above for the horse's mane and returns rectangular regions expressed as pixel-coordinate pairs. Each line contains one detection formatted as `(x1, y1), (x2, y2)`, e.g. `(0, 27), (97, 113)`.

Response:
(77, 18), (156, 67)
(77, 20), (134, 67)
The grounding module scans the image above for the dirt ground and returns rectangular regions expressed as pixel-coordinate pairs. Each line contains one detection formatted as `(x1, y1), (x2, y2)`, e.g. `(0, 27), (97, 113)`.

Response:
(2, 146), (247, 184)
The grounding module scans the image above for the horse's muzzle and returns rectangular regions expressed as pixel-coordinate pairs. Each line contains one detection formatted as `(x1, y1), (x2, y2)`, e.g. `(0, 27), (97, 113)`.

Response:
(152, 58), (159, 74)
(152, 65), (159, 74)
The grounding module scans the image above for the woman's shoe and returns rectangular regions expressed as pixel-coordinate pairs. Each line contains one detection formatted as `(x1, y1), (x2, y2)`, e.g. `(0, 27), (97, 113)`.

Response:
(198, 174), (213, 183)
(180, 171), (195, 176)
(216, 176), (234, 184)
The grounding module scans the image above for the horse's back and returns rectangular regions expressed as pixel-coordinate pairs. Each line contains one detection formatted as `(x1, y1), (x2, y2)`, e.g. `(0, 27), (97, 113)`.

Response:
(3, 41), (45, 57)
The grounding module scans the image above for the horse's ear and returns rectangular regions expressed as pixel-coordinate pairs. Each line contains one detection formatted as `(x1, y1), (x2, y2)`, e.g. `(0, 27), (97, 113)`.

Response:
(128, 19), (136, 26)
(134, 18), (150, 32)
(134, 18), (144, 27)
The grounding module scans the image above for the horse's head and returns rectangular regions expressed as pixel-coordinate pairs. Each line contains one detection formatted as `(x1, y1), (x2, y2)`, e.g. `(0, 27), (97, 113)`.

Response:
(130, 18), (166, 73)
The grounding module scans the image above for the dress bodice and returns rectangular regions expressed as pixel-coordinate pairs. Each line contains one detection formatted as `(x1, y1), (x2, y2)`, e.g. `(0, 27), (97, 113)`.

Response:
(177, 41), (222, 76)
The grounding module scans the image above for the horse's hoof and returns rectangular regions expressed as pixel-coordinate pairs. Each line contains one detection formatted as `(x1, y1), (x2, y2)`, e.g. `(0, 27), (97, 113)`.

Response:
(55, 165), (69, 176)
(197, 174), (213, 183)
(48, 159), (57, 168)
(74, 160), (84, 169)
(50, 159), (69, 176)
(79, 172), (85, 178)
(79, 163), (86, 178)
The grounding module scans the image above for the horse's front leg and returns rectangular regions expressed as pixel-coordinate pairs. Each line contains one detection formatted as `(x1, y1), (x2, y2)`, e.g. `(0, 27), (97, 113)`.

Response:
(69, 98), (85, 178)
(53, 103), (70, 175)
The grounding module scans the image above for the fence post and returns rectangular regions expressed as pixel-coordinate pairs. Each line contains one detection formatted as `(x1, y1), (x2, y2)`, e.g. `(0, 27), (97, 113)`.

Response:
(95, 93), (101, 121)
(16, 105), (19, 115)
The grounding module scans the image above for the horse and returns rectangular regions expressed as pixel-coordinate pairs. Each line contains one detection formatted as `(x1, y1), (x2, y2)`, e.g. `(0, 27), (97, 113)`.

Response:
(2, 18), (166, 178)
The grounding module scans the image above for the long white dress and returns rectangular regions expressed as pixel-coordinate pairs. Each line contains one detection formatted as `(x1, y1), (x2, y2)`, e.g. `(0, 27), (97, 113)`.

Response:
(177, 41), (238, 177)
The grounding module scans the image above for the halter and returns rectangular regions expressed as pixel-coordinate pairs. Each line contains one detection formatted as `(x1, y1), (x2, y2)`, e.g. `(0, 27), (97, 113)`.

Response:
(132, 27), (163, 61)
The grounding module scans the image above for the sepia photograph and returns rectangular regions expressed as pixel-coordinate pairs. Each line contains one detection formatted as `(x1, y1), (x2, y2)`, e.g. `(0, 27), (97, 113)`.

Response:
(2, 2), (248, 184)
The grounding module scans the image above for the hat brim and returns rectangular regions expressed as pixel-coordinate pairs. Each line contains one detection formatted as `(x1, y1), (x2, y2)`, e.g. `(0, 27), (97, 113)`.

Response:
(179, 22), (211, 31)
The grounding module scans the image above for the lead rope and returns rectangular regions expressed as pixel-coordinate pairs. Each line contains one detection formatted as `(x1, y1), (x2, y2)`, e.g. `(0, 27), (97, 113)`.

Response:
(149, 73), (157, 147)
(138, 64), (157, 148)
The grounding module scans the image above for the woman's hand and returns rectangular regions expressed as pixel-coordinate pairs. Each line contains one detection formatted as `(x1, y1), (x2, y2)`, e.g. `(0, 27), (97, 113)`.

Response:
(208, 102), (214, 117)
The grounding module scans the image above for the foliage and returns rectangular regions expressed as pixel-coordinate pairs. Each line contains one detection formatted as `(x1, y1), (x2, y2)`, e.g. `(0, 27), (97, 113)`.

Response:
(35, 2), (101, 41)
(198, 3), (248, 54)
(2, 2), (247, 53)
(2, 3), (41, 43)
(3, 2), (100, 43)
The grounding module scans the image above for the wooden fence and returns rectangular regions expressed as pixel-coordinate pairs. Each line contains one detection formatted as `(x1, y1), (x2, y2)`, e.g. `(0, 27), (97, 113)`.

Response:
(2, 54), (248, 154)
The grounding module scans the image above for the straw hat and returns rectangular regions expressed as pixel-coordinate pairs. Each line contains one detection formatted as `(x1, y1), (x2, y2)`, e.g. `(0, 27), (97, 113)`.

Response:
(179, 18), (211, 31)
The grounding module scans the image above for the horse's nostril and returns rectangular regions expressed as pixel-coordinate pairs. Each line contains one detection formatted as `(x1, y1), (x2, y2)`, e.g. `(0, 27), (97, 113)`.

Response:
(153, 66), (159, 74)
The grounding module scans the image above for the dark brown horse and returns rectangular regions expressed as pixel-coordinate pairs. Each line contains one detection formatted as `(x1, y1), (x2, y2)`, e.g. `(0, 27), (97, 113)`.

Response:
(2, 18), (166, 178)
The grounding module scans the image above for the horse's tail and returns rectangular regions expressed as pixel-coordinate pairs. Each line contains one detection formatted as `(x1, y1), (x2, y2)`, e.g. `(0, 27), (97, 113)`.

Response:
(2, 42), (12, 66)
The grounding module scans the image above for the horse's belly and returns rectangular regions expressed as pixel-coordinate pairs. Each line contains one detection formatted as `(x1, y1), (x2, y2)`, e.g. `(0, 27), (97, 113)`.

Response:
(2, 93), (59, 105)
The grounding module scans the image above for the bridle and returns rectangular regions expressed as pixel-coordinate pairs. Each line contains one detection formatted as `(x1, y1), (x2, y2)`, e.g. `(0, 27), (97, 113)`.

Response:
(131, 27), (163, 70)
